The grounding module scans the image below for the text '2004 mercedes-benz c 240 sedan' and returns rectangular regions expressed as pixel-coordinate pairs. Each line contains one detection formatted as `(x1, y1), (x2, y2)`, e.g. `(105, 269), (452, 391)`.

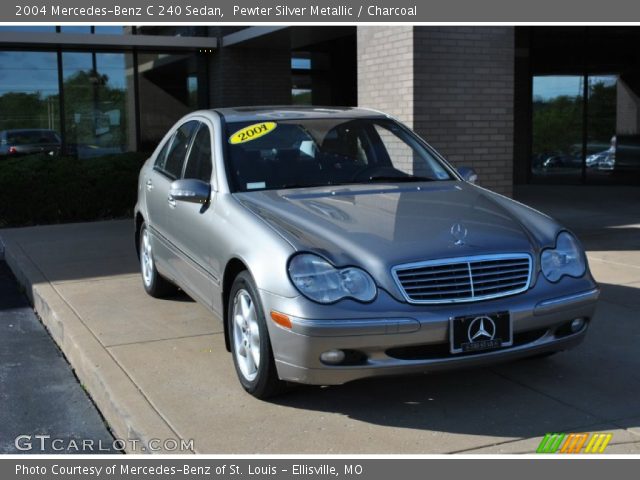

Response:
(134, 107), (599, 398)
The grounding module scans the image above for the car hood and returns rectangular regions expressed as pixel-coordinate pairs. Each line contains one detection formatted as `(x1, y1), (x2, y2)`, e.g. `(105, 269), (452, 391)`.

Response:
(234, 182), (561, 300)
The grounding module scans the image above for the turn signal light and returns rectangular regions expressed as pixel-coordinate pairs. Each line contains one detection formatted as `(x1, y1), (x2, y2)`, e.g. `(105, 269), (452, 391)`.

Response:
(270, 310), (292, 329)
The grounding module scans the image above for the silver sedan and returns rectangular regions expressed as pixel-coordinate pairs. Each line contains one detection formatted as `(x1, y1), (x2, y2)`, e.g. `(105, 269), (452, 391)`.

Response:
(134, 107), (599, 398)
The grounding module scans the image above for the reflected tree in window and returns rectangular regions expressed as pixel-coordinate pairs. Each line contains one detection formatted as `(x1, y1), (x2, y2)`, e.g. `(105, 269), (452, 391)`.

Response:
(0, 51), (59, 132)
(63, 69), (128, 153)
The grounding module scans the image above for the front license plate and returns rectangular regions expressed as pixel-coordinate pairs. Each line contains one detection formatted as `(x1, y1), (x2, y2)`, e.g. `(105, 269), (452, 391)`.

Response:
(449, 311), (512, 354)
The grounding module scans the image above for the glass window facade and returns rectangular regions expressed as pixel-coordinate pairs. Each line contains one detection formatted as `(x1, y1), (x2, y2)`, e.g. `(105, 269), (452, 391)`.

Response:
(94, 26), (127, 35)
(0, 51), (60, 133)
(62, 52), (133, 158)
(0, 26), (211, 158)
(532, 74), (640, 184)
(531, 76), (584, 181)
(292, 53), (312, 105)
(60, 26), (92, 34)
(0, 35), (209, 157)
(525, 27), (640, 185)
(0, 26), (56, 32)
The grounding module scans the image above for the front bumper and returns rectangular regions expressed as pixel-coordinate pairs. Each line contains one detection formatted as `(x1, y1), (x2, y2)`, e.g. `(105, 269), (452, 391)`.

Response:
(260, 279), (600, 385)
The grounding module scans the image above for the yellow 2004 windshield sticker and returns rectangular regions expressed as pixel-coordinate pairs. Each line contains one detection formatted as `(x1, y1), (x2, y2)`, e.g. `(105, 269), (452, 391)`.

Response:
(229, 122), (277, 144)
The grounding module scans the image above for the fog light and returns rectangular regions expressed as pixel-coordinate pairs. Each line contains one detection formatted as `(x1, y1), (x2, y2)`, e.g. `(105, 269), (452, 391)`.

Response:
(320, 349), (346, 365)
(571, 318), (586, 332)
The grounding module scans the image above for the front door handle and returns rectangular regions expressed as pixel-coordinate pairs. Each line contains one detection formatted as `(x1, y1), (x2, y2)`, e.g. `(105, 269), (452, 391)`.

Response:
(145, 179), (154, 191)
(167, 195), (176, 208)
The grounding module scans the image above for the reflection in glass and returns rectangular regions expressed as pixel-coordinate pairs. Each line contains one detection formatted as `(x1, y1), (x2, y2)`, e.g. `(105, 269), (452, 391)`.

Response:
(533, 74), (640, 183)
(292, 57), (311, 70)
(292, 89), (312, 105)
(94, 26), (127, 35)
(587, 75), (640, 182)
(60, 26), (92, 34)
(0, 51), (60, 134)
(531, 76), (584, 181)
(62, 52), (133, 158)
(0, 26), (57, 32)
(292, 54), (312, 105)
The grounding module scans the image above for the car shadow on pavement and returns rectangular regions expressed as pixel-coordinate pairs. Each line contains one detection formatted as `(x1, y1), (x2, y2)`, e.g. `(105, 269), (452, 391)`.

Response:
(160, 289), (196, 303)
(271, 281), (640, 442)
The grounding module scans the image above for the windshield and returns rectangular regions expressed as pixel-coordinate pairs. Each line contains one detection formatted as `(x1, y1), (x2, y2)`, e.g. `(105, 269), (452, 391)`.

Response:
(224, 118), (455, 192)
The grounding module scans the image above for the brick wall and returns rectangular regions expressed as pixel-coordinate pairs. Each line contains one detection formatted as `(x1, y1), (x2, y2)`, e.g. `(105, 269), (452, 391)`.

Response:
(357, 26), (414, 128)
(357, 26), (515, 196)
(413, 27), (515, 196)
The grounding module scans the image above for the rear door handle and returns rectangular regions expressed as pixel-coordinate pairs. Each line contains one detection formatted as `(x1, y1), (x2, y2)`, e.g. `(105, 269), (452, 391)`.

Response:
(167, 195), (176, 208)
(146, 179), (154, 191)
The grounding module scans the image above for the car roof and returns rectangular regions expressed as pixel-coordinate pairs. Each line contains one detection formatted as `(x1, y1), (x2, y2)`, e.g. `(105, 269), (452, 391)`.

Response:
(212, 106), (389, 123)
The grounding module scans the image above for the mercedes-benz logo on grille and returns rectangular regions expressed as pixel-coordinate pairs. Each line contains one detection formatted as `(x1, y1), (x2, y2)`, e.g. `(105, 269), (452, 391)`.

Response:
(468, 316), (496, 342)
(450, 223), (468, 246)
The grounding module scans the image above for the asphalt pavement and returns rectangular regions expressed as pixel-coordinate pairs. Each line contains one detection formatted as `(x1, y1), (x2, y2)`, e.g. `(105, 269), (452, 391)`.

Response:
(0, 261), (117, 454)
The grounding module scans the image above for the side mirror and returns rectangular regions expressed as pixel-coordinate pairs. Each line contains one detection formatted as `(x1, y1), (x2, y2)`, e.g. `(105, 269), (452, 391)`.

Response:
(457, 166), (478, 184)
(169, 179), (211, 204)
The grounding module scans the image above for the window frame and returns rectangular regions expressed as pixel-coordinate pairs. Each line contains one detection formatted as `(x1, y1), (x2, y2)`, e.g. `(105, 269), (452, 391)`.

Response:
(153, 120), (199, 180)
(180, 121), (215, 184)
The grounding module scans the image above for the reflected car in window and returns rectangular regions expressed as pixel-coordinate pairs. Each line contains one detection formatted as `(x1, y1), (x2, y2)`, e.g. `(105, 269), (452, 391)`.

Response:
(586, 149), (615, 171)
(541, 154), (583, 171)
(134, 107), (599, 398)
(0, 129), (61, 158)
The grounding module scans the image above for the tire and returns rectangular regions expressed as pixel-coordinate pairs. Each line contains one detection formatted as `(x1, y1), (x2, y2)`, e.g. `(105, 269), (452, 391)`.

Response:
(139, 222), (176, 298)
(228, 271), (284, 399)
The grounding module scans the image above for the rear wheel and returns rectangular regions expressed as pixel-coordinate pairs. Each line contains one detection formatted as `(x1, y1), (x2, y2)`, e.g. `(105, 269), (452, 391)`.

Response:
(228, 271), (284, 399)
(139, 223), (176, 298)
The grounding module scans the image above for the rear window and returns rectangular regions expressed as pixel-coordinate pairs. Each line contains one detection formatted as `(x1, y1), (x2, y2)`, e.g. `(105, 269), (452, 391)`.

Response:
(7, 130), (60, 145)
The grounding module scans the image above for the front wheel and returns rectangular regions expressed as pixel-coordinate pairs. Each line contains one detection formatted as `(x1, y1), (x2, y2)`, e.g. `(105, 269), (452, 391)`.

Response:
(228, 271), (284, 399)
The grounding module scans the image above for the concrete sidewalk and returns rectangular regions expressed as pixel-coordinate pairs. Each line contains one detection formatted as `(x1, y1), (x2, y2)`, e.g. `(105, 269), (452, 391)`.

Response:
(2, 186), (640, 454)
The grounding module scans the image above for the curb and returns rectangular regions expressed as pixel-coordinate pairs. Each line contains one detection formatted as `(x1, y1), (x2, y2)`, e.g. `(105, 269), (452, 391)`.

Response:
(1, 235), (189, 455)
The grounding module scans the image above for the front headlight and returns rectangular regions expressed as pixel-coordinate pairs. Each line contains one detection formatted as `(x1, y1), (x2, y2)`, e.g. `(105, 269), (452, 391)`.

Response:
(288, 253), (377, 304)
(541, 232), (586, 282)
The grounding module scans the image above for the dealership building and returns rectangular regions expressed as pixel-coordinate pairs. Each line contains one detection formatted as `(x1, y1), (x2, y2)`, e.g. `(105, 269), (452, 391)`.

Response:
(0, 25), (639, 196)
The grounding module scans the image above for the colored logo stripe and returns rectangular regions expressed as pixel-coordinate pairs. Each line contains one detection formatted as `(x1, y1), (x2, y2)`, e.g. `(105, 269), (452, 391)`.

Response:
(560, 433), (589, 453)
(584, 433), (613, 453)
(537, 433), (565, 453)
(537, 433), (612, 453)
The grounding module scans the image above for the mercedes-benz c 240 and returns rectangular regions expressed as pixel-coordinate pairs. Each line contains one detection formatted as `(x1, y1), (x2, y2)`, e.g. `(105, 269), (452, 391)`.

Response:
(134, 107), (599, 398)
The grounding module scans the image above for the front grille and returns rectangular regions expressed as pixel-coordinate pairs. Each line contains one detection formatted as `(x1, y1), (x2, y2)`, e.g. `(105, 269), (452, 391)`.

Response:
(393, 254), (532, 304)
